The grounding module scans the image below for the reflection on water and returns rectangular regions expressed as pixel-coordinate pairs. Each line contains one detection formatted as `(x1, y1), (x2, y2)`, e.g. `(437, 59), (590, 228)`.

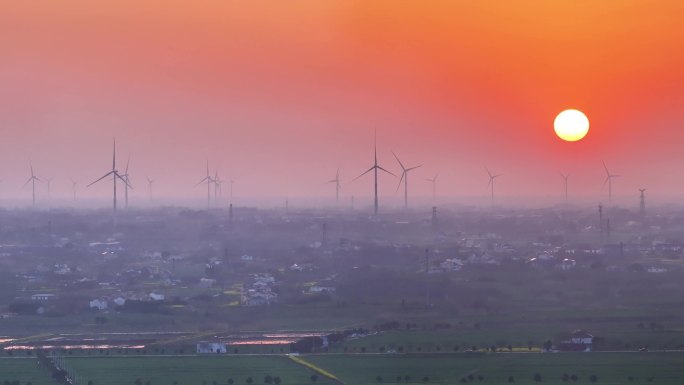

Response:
(4, 344), (145, 350)
(228, 339), (297, 345)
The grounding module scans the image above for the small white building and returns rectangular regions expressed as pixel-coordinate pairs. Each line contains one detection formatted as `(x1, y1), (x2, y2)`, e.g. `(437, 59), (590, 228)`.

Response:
(149, 293), (165, 301)
(31, 294), (56, 301)
(89, 299), (108, 310)
(309, 286), (336, 293)
(241, 254), (254, 261)
(113, 297), (126, 306)
(197, 342), (227, 354)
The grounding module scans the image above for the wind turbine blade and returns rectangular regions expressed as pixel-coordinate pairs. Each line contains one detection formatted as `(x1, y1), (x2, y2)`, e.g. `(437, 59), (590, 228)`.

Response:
(602, 161), (610, 176)
(391, 151), (406, 171)
(196, 176), (209, 186)
(23, 177), (32, 187)
(485, 167), (493, 178)
(406, 165), (422, 172)
(116, 172), (132, 189)
(351, 166), (375, 182)
(125, 157), (130, 174)
(87, 171), (115, 187)
(377, 165), (397, 177)
(395, 172), (405, 193)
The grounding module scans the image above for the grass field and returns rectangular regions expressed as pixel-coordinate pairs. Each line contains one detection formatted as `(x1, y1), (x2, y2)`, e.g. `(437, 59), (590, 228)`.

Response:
(0, 358), (55, 384)
(63, 355), (337, 385)
(306, 352), (684, 385)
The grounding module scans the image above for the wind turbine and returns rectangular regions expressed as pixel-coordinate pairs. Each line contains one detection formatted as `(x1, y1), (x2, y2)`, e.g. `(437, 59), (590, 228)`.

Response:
(560, 173), (569, 203)
(196, 160), (214, 207)
(213, 171), (224, 202)
(24, 163), (41, 207)
(352, 130), (396, 215)
(392, 151), (421, 209)
(87, 138), (130, 212)
(229, 178), (236, 203)
(146, 176), (156, 201)
(326, 169), (342, 204)
(486, 167), (502, 205)
(602, 161), (619, 203)
(70, 179), (77, 201)
(121, 157), (133, 209)
(424, 174), (438, 202)
(45, 178), (53, 200)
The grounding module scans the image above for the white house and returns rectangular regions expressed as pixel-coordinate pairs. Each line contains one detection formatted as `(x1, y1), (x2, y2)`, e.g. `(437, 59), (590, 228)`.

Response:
(149, 293), (165, 301)
(113, 297), (126, 306)
(309, 286), (336, 293)
(241, 254), (254, 261)
(31, 294), (56, 301)
(561, 330), (594, 352)
(197, 342), (227, 354)
(89, 299), (108, 310)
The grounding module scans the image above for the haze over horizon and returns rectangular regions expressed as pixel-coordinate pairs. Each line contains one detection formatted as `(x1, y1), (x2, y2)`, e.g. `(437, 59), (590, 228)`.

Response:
(2, 1), (684, 206)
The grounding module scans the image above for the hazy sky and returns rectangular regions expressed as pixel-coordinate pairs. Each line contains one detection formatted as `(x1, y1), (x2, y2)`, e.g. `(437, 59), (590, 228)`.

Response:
(2, 1), (684, 206)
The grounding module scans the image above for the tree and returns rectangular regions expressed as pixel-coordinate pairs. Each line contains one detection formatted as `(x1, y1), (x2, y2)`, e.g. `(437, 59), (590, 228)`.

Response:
(404, 375), (411, 382)
(396, 376), (402, 382)
(543, 340), (553, 351)
(570, 374), (578, 382)
(311, 374), (318, 382)
(507, 344), (513, 352)
(508, 376), (514, 383)
(246, 377), (253, 384)
(423, 376), (430, 382)
(273, 377), (281, 385)
(589, 375), (598, 383)
(227, 379), (234, 385)
(135, 379), (143, 385)
(376, 376), (383, 382)
(477, 375), (484, 382)
(562, 374), (569, 382)
(534, 373), (542, 382)
(88, 382), (94, 385)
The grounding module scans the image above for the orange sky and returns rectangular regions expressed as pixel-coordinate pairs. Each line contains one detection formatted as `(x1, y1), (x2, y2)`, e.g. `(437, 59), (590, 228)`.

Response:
(1, 1), (683, 207)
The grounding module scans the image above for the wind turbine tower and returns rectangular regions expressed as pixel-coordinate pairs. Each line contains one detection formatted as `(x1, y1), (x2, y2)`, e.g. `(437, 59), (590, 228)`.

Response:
(639, 188), (646, 217)
(602, 162), (619, 203)
(146, 176), (156, 201)
(196, 160), (214, 207)
(486, 168), (502, 205)
(327, 169), (342, 204)
(87, 138), (129, 212)
(560, 173), (569, 203)
(424, 174), (438, 202)
(71, 179), (77, 201)
(392, 151), (421, 209)
(24, 163), (41, 207)
(352, 130), (395, 215)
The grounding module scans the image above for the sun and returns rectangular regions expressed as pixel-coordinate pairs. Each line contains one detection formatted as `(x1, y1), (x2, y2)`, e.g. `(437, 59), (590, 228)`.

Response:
(554, 109), (589, 142)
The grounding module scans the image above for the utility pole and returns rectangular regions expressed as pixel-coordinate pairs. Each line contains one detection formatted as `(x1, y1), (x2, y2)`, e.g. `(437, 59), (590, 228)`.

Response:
(424, 248), (430, 308)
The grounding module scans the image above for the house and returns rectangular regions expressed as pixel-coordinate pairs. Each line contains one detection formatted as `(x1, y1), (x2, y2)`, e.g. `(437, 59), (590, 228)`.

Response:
(440, 258), (464, 272)
(560, 258), (576, 271)
(89, 299), (108, 311)
(309, 286), (336, 293)
(149, 293), (165, 301)
(241, 254), (254, 261)
(197, 342), (227, 354)
(198, 278), (216, 288)
(31, 294), (56, 301)
(560, 330), (594, 351)
(113, 297), (126, 306)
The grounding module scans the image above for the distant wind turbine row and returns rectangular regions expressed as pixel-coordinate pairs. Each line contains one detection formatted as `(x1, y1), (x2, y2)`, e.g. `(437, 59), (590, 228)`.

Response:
(13, 136), (639, 213)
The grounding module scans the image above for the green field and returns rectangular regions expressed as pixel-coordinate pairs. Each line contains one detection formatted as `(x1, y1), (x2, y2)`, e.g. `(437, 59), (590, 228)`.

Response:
(0, 358), (55, 384)
(63, 356), (336, 385)
(306, 352), (684, 385)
